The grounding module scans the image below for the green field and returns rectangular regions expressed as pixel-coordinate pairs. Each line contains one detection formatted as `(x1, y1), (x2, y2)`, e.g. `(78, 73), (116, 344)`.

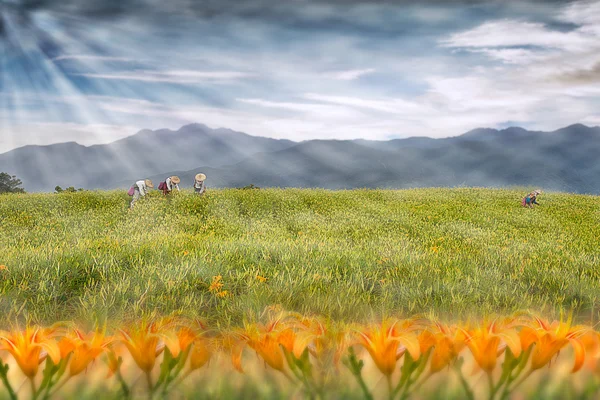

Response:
(1, 188), (599, 327)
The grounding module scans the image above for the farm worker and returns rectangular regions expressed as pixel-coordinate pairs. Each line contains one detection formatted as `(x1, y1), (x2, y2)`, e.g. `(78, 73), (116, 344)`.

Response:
(158, 176), (180, 195)
(522, 190), (541, 208)
(129, 179), (153, 209)
(194, 173), (207, 195)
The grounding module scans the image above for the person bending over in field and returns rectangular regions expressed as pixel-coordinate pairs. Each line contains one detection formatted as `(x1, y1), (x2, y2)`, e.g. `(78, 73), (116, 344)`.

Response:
(158, 176), (180, 195)
(194, 173), (207, 195)
(129, 179), (153, 209)
(522, 190), (541, 208)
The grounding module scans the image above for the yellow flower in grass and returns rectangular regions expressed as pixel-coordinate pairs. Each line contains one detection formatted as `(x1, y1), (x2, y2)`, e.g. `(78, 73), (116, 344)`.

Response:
(0, 326), (60, 378)
(354, 320), (421, 376)
(521, 315), (589, 372)
(209, 275), (224, 292)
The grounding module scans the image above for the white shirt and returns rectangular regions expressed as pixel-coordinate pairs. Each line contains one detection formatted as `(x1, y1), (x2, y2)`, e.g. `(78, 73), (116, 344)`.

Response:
(166, 177), (180, 192)
(194, 180), (205, 194)
(135, 180), (148, 196)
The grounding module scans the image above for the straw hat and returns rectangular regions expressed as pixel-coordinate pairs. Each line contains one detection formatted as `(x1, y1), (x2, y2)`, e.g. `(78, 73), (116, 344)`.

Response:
(195, 173), (206, 182)
(145, 179), (154, 188)
(171, 176), (181, 184)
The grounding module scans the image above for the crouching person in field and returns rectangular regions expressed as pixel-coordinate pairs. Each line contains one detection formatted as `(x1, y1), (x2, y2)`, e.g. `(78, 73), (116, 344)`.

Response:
(129, 179), (154, 209)
(522, 190), (541, 209)
(158, 176), (180, 195)
(194, 173), (207, 195)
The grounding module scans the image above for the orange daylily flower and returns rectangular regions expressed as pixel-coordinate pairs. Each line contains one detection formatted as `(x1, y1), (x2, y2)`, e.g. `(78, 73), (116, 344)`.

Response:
(209, 276), (224, 292)
(0, 326), (60, 378)
(419, 323), (467, 373)
(250, 332), (286, 371)
(355, 320), (421, 376)
(189, 338), (212, 370)
(275, 316), (328, 360)
(232, 314), (298, 373)
(175, 326), (198, 355)
(119, 321), (180, 373)
(521, 316), (589, 372)
(59, 329), (113, 376)
(463, 319), (522, 373)
(578, 330), (600, 373)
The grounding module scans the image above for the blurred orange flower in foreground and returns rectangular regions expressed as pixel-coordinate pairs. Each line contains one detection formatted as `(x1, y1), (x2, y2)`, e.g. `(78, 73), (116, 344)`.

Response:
(0, 326), (60, 378)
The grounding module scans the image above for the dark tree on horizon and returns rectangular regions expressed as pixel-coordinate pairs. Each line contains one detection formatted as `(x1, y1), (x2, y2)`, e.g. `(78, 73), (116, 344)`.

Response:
(0, 172), (25, 194)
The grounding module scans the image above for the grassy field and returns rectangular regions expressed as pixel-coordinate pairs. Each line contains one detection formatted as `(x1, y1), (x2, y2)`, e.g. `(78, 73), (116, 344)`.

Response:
(0, 188), (599, 327)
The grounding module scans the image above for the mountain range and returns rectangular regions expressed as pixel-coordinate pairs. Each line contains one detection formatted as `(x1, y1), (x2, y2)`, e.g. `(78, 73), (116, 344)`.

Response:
(1, 123), (599, 194)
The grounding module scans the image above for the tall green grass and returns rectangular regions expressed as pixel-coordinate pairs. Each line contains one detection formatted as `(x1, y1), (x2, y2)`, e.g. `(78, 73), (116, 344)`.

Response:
(0, 188), (599, 327)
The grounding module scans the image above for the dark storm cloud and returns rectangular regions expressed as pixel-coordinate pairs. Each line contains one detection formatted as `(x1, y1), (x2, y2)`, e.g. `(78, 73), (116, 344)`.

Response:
(7, 0), (577, 19)
(556, 62), (600, 84)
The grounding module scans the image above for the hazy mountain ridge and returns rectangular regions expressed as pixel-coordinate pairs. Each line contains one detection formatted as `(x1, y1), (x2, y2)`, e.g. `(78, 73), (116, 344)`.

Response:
(2, 123), (600, 193)
(0, 124), (295, 191)
(136, 124), (600, 194)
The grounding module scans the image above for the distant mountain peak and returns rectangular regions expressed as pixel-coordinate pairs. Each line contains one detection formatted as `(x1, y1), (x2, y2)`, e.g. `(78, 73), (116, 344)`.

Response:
(461, 127), (499, 137)
(500, 126), (528, 133)
(178, 123), (211, 132)
(565, 123), (589, 129)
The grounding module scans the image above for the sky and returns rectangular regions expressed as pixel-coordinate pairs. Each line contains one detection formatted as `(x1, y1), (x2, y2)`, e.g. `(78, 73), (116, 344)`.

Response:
(1, 0), (600, 153)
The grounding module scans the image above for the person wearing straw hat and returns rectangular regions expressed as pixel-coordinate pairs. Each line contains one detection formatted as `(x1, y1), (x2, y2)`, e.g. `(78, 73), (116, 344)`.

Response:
(159, 176), (180, 195)
(130, 179), (154, 209)
(194, 173), (207, 195)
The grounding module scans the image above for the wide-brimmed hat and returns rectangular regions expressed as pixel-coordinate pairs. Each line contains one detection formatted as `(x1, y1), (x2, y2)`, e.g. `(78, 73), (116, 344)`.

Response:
(145, 179), (154, 188)
(171, 176), (181, 184)
(195, 173), (206, 182)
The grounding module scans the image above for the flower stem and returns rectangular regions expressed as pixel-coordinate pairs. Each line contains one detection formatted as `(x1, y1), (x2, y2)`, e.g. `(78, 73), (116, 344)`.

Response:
(487, 372), (498, 400)
(0, 363), (18, 400)
(387, 375), (394, 400)
(146, 372), (154, 400)
(46, 376), (71, 400)
(507, 369), (533, 395)
(454, 364), (475, 400)
(30, 378), (38, 400)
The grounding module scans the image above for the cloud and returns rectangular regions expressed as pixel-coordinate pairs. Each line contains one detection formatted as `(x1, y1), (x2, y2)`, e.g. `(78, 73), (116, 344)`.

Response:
(465, 48), (556, 65)
(11, 0), (574, 19)
(560, 0), (600, 26)
(75, 70), (254, 84)
(302, 93), (426, 114)
(440, 19), (596, 51)
(330, 68), (376, 80)
(52, 55), (135, 62)
(554, 61), (600, 83)
(237, 98), (361, 119)
(4, 0), (600, 151)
